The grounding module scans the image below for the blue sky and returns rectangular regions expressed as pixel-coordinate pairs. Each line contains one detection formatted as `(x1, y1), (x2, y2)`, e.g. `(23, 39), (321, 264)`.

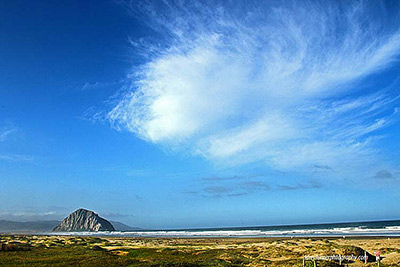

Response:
(1, 0), (400, 229)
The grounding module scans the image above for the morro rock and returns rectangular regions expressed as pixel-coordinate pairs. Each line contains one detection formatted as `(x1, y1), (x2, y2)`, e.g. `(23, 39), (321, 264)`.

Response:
(53, 208), (115, 232)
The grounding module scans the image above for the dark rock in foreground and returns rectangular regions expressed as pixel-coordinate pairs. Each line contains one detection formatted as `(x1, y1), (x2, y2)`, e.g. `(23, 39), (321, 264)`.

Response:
(0, 242), (31, 251)
(53, 208), (115, 232)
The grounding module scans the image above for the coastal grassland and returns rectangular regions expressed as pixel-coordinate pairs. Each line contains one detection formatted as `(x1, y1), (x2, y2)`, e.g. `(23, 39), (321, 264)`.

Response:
(1, 235), (400, 266)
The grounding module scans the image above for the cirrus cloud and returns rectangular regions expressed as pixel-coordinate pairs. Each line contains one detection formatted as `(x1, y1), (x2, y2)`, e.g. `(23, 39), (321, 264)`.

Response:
(108, 0), (400, 178)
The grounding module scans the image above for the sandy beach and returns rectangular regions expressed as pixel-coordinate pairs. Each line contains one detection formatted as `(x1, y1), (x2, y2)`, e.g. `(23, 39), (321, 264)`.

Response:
(1, 235), (400, 266)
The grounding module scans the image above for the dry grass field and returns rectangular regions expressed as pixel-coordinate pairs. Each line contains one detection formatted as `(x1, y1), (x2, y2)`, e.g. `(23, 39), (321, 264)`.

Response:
(0, 235), (399, 266)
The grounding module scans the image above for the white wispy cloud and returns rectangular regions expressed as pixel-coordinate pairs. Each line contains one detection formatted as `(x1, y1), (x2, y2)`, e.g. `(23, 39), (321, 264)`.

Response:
(0, 125), (17, 142)
(0, 211), (57, 217)
(78, 81), (119, 91)
(108, 0), (400, 178)
(0, 124), (33, 163)
(0, 154), (33, 162)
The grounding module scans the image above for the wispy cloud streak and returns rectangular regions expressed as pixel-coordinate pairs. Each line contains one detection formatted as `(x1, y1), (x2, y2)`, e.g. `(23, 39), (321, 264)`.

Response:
(0, 154), (33, 162)
(108, 0), (400, 178)
(0, 126), (16, 142)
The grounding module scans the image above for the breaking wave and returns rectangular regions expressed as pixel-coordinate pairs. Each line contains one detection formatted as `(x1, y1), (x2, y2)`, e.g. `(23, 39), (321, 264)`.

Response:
(49, 224), (400, 238)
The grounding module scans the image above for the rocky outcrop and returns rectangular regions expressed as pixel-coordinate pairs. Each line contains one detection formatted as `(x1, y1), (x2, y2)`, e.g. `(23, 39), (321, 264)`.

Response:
(53, 208), (115, 232)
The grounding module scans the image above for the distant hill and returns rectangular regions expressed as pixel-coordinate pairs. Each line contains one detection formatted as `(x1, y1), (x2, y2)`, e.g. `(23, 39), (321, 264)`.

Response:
(53, 208), (115, 232)
(110, 221), (142, 231)
(0, 212), (140, 233)
(0, 220), (59, 232)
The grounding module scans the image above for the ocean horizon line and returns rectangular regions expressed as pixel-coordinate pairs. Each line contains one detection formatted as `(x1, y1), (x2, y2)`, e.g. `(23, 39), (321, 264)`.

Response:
(42, 219), (400, 238)
(143, 218), (400, 232)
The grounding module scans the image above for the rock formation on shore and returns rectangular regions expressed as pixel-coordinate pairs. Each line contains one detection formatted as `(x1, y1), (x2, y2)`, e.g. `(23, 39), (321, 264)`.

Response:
(53, 208), (115, 232)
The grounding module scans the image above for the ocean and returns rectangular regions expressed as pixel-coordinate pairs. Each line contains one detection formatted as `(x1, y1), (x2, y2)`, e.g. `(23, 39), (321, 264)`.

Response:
(50, 219), (400, 238)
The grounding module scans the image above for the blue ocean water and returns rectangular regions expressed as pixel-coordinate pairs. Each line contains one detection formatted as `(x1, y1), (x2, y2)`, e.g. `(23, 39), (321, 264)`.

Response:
(50, 220), (400, 237)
